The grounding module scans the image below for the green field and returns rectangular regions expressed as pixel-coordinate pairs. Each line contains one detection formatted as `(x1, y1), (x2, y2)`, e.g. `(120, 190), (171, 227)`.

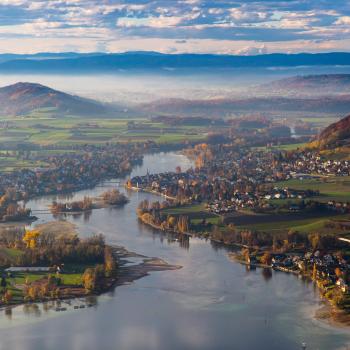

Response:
(236, 213), (350, 234)
(276, 176), (350, 202)
(162, 203), (221, 226)
(0, 114), (211, 170)
(255, 142), (307, 152)
(0, 115), (208, 147)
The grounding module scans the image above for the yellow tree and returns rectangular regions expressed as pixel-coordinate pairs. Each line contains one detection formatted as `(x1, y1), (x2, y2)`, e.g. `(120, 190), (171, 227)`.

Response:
(3, 290), (12, 304)
(23, 229), (41, 249)
(82, 268), (96, 292)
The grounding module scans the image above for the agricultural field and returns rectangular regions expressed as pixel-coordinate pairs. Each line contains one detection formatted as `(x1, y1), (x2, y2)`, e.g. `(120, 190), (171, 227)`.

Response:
(0, 114), (207, 147)
(162, 203), (221, 226)
(254, 142), (307, 152)
(0, 113), (209, 171)
(275, 176), (350, 202)
(235, 212), (350, 235)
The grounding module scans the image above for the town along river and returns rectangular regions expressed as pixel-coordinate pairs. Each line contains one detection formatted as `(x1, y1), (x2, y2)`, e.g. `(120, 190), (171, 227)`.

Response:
(0, 152), (348, 350)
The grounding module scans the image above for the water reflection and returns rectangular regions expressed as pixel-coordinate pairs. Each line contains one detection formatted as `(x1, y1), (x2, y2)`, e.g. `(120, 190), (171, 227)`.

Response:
(262, 268), (272, 281)
(0, 152), (348, 350)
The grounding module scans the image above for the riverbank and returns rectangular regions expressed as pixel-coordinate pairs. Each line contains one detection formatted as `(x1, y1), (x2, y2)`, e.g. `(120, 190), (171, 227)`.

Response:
(49, 196), (128, 215)
(228, 251), (350, 329)
(137, 213), (192, 237)
(0, 220), (182, 309)
(0, 244), (181, 310)
(126, 185), (177, 201)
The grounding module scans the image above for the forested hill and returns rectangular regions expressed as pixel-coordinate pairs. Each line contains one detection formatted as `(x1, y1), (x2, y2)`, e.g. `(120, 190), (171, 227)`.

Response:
(0, 82), (112, 116)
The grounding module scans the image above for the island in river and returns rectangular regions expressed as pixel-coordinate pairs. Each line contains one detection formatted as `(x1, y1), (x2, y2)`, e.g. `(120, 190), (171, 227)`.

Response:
(49, 189), (129, 215)
(0, 220), (180, 308)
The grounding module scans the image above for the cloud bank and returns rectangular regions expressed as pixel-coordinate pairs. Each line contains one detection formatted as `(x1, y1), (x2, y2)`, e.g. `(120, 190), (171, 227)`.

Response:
(0, 0), (348, 54)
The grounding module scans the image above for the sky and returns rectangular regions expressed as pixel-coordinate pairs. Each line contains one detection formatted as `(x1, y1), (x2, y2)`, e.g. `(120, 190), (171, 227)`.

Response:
(0, 0), (349, 54)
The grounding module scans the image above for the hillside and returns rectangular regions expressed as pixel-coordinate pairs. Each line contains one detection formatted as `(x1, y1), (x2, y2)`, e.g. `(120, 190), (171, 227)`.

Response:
(258, 74), (350, 96)
(311, 114), (350, 149)
(0, 82), (113, 116)
(141, 95), (350, 117)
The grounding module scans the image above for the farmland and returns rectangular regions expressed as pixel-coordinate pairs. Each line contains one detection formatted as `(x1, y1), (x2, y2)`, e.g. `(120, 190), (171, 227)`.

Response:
(0, 114), (208, 171)
(276, 176), (350, 202)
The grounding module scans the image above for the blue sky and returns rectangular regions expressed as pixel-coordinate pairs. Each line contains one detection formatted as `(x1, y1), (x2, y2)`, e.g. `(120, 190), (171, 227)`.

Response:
(0, 0), (349, 54)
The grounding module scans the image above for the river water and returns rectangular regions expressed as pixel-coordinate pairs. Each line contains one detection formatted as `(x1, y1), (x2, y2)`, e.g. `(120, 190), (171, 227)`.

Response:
(0, 152), (348, 350)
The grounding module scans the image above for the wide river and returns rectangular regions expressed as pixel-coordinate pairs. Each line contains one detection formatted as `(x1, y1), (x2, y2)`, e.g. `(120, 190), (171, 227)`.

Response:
(0, 152), (349, 350)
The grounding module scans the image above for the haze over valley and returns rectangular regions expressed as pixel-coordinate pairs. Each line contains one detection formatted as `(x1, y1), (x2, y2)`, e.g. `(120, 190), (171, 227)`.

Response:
(1, 0), (350, 349)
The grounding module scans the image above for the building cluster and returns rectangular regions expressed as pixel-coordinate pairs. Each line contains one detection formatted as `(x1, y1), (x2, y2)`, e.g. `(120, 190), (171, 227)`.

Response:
(0, 144), (142, 198)
(271, 251), (349, 293)
(130, 144), (350, 216)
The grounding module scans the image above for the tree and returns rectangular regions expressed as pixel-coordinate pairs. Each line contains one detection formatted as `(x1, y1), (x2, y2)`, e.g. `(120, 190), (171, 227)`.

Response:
(104, 247), (117, 277)
(23, 229), (41, 249)
(26, 285), (40, 301)
(312, 263), (317, 280)
(82, 268), (96, 292)
(167, 216), (177, 229)
(335, 267), (343, 279)
(177, 215), (189, 233)
(260, 252), (272, 265)
(308, 233), (320, 251)
(3, 290), (12, 304)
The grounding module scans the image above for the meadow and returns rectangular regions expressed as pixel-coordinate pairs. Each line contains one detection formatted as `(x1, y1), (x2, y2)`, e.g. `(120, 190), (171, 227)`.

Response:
(0, 112), (209, 170)
(276, 176), (350, 202)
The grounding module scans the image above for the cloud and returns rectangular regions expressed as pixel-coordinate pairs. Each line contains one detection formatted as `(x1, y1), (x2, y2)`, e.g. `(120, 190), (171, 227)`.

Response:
(0, 0), (348, 54)
(335, 16), (350, 25)
(117, 16), (184, 28)
(236, 44), (268, 55)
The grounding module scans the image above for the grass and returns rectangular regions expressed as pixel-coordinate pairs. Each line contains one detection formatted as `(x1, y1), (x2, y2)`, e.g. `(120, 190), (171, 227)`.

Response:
(10, 272), (48, 285)
(254, 142), (307, 152)
(274, 143), (307, 151)
(0, 247), (23, 263)
(162, 203), (206, 215)
(162, 203), (221, 226)
(236, 213), (350, 234)
(275, 176), (350, 202)
(7, 269), (85, 287)
(0, 114), (209, 169)
(60, 273), (82, 285)
(0, 115), (209, 158)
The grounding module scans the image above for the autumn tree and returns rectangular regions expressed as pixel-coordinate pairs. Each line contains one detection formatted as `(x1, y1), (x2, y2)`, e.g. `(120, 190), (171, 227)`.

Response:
(23, 229), (41, 249)
(104, 247), (117, 277)
(82, 268), (96, 292)
(177, 215), (189, 233)
(260, 252), (272, 265)
(2, 290), (12, 304)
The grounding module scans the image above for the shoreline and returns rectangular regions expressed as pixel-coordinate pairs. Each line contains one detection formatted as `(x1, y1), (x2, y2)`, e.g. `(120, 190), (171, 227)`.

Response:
(137, 214), (192, 237)
(228, 251), (350, 329)
(0, 244), (181, 310)
(49, 197), (129, 215)
(126, 185), (177, 201)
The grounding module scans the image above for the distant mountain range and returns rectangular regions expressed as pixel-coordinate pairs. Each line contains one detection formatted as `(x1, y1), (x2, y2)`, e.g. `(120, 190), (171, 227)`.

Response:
(141, 73), (350, 116)
(0, 82), (116, 116)
(257, 74), (350, 96)
(141, 95), (350, 117)
(1, 52), (350, 72)
(3, 73), (350, 118)
(0, 52), (104, 64)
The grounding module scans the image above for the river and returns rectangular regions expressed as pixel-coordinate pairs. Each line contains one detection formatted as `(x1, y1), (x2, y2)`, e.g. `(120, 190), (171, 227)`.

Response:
(0, 152), (348, 350)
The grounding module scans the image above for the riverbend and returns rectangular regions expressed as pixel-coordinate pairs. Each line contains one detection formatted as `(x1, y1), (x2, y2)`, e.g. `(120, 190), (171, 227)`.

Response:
(0, 152), (348, 350)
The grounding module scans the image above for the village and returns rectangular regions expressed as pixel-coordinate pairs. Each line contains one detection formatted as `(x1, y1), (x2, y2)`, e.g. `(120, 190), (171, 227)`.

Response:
(0, 143), (144, 222)
(130, 141), (350, 313)
(127, 143), (350, 215)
